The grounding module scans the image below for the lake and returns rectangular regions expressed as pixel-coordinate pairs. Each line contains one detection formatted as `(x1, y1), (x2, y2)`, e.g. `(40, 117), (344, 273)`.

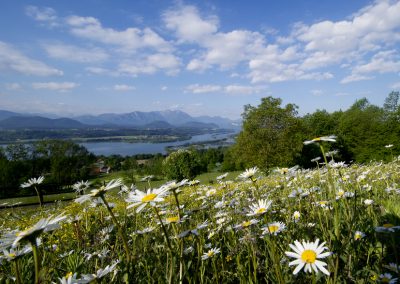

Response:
(79, 132), (236, 156)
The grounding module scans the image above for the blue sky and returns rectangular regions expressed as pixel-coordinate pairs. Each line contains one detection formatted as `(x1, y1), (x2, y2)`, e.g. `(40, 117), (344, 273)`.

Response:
(1, 0), (400, 119)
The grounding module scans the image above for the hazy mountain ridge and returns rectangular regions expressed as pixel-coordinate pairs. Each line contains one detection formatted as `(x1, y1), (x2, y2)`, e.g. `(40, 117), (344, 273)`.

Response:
(0, 110), (240, 129)
(0, 116), (85, 129)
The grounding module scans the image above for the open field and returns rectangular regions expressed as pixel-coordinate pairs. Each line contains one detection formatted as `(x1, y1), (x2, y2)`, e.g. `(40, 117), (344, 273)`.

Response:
(1, 160), (400, 283)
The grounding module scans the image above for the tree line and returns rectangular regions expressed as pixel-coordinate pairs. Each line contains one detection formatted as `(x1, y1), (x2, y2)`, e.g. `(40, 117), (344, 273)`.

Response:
(226, 91), (400, 171)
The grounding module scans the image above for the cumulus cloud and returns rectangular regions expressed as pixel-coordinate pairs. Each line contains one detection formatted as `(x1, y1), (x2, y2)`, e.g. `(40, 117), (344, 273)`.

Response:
(25, 5), (59, 27)
(32, 82), (78, 91)
(66, 15), (172, 53)
(185, 83), (266, 95)
(43, 43), (109, 63)
(185, 84), (222, 94)
(223, 85), (266, 95)
(163, 5), (218, 43)
(114, 84), (135, 91)
(0, 41), (63, 76)
(117, 53), (180, 76)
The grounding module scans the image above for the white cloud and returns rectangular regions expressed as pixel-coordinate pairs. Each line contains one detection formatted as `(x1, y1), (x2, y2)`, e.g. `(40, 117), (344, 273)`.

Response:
(118, 53), (180, 76)
(224, 85), (266, 95)
(25, 5), (59, 27)
(163, 5), (218, 43)
(43, 43), (109, 63)
(66, 16), (172, 53)
(185, 84), (222, 94)
(185, 84), (266, 95)
(32, 82), (78, 91)
(341, 74), (374, 84)
(161, 86), (168, 91)
(0, 41), (63, 76)
(5, 83), (22, 90)
(85, 67), (112, 75)
(114, 84), (135, 91)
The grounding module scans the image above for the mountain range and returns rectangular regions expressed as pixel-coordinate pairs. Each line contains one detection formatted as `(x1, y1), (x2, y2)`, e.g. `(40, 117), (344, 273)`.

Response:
(0, 110), (240, 130)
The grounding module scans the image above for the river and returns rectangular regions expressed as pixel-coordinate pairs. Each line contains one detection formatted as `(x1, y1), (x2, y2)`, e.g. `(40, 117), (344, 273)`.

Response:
(79, 132), (236, 156)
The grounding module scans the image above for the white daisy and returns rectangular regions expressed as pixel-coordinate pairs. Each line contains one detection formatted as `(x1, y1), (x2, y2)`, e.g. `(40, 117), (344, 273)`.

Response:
(293, 211), (301, 222)
(125, 187), (168, 213)
(262, 221), (286, 235)
(20, 176), (44, 188)
(379, 273), (398, 283)
(247, 199), (272, 216)
(238, 167), (258, 180)
(303, 135), (337, 145)
(201, 247), (221, 260)
(285, 239), (331, 275)
(354, 231), (365, 241)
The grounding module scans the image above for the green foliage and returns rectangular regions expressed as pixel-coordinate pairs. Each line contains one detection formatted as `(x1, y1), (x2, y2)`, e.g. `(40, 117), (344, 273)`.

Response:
(233, 97), (305, 170)
(162, 149), (201, 180)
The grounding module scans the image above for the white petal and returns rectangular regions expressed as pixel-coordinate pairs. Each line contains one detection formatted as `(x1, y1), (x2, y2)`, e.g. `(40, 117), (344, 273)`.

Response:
(292, 263), (305, 275)
(285, 252), (301, 259)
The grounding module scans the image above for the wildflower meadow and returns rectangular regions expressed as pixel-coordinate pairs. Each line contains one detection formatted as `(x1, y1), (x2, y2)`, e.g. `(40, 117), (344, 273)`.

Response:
(1, 139), (400, 283)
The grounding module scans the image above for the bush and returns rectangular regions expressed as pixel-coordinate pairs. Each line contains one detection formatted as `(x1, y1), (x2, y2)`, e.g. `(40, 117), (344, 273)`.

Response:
(162, 149), (201, 180)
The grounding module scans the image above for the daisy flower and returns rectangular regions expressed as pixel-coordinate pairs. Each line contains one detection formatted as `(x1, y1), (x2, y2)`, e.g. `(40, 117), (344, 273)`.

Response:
(201, 247), (221, 260)
(354, 231), (365, 241)
(20, 176), (44, 188)
(379, 273), (398, 283)
(375, 224), (400, 233)
(75, 179), (123, 203)
(238, 167), (258, 180)
(303, 135), (337, 145)
(262, 221), (286, 236)
(234, 219), (259, 230)
(385, 263), (400, 273)
(364, 199), (374, 205)
(247, 199), (272, 216)
(125, 187), (168, 213)
(216, 173), (228, 181)
(81, 261), (119, 281)
(0, 214), (67, 249)
(72, 180), (91, 194)
(293, 211), (301, 222)
(285, 239), (332, 275)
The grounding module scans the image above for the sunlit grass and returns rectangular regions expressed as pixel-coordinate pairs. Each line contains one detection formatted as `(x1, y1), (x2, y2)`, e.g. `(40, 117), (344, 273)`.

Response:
(1, 158), (400, 283)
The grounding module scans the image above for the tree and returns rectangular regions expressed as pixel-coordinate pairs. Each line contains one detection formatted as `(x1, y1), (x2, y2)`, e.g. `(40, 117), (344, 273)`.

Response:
(162, 149), (201, 180)
(337, 98), (386, 162)
(233, 97), (305, 170)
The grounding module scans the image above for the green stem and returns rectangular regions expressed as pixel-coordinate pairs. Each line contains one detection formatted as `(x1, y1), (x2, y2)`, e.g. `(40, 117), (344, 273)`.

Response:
(31, 241), (41, 284)
(100, 195), (131, 263)
(14, 260), (22, 284)
(153, 206), (173, 252)
(33, 186), (42, 208)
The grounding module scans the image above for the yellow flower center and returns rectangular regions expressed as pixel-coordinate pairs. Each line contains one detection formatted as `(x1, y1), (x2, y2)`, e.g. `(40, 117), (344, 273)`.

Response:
(354, 233), (362, 240)
(142, 193), (157, 202)
(268, 225), (279, 233)
(207, 250), (215, 257)
(301, 250), (317, 264)
(242, 221), (252, 227)
(65, 272), (73, 278)
(166, 216), (179, 223)
(256, 208), (266, 214)
(8, 253), (16, 258)
(383, 223), (393, 228)
(381, 277), (390, 283)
